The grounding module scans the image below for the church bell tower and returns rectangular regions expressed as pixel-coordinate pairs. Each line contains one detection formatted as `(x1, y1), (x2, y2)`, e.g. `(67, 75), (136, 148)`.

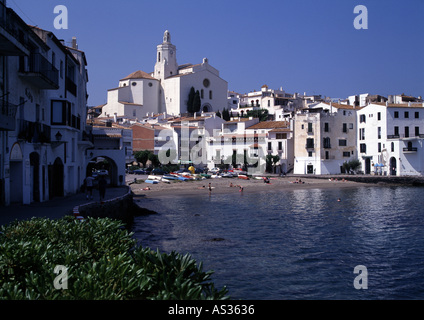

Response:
(154, 30), (177, 81)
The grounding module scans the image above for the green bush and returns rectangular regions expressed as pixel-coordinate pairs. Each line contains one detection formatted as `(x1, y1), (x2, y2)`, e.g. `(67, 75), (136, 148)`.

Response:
(0, 217), (229, 300)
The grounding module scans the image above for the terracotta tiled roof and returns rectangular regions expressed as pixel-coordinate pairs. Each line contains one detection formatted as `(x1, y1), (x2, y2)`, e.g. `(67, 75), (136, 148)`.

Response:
(120, 70), (157, 81)
(247, 121), (290, 130)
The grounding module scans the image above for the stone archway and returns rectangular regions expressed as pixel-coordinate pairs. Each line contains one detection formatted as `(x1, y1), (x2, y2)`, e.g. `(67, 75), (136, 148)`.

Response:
(86, 156), (119, 186)
(202, 103), (212, 113)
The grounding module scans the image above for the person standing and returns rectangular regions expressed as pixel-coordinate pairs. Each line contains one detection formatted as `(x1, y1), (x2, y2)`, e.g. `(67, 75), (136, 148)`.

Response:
(85, 174), (95, 200)
(98, 175), (107, 202)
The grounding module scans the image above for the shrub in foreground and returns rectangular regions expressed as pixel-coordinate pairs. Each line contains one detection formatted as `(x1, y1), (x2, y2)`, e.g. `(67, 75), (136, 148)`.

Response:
(0, 217), (229, 300)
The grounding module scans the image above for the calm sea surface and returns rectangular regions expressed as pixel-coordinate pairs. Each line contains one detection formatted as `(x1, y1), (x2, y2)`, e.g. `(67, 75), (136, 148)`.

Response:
(131, 185), (424, 300)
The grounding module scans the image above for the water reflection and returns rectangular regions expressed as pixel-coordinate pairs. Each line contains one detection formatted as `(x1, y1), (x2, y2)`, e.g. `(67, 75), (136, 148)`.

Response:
(133, 186), (424, 299)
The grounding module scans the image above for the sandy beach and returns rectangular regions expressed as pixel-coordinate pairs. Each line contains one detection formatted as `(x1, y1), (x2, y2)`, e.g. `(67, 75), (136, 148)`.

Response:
(129, 175), (369, 199)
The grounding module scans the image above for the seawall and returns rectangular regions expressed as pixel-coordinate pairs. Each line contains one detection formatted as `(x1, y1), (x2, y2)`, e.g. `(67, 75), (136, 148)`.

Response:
(72, 186), (156, 225)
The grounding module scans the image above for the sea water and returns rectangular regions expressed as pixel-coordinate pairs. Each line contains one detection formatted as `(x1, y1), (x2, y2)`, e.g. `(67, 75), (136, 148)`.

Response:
(131, 186), (424, 300)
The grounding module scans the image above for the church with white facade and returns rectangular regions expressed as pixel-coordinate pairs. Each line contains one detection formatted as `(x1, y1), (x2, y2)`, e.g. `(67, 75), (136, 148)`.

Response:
(99, 31), (228, 120)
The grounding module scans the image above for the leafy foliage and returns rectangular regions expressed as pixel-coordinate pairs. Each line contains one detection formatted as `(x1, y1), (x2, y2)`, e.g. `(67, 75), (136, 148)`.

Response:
(0, 217), (229, 300)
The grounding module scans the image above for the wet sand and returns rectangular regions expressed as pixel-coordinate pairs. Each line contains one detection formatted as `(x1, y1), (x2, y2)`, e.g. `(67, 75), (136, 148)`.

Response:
(129, 176), (368, 199)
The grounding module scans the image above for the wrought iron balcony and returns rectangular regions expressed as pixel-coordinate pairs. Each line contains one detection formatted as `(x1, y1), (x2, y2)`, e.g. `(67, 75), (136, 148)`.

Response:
(19, 53), (59, 89)
(0, 100), (18, 131)
(0, 2), (29, 56)
(403, 147), (417, 152)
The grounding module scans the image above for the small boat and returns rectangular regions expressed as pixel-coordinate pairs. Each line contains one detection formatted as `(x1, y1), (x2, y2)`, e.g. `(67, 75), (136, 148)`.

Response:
(163, 175), (179, 180)
(145, 179), (159, 184)
(161, 178), (171, 184)
(238, 175), (249, 180)
(177, 176), (189, 181)
(147, 175), (161, 181)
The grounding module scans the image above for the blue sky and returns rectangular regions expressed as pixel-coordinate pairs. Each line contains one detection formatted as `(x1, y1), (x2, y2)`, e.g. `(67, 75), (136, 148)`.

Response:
(7, 0), (424, 106)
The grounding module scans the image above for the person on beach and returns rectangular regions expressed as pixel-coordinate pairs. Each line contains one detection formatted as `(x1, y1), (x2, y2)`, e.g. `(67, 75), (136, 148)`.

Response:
(85, 174), (95, 200)
(208, 183), (212, 192)
(98, 175), (107, 201)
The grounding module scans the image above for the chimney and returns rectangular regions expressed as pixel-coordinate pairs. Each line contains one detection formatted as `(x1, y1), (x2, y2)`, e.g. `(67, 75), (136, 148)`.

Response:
(72, 37), (78, 49)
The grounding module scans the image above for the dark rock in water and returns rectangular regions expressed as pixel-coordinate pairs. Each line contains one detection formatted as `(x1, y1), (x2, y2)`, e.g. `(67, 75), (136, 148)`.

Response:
(204, 237), (225, 242)
(194, 214), (200, 216)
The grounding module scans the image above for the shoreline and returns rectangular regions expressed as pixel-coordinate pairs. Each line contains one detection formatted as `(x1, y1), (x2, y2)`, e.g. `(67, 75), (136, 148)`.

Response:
(129, 174), (424, 200)
(130, 176), (371, 199)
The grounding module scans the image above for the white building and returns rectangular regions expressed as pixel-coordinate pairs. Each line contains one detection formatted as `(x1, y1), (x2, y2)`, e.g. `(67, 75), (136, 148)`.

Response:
(357, 102), (424, 176)
(0, 4), (90, 206)
(100, 30), (228, 120)
(293, 102), (359, 175)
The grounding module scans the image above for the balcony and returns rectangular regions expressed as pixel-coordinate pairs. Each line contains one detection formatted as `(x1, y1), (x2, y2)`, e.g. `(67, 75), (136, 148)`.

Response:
(0, 100), (18, 131)
(17, 120), (51, 144)
(19, 53), (59, 89)
(66, 76), (77, 96)
(403, 147), (417, 153)
(0, 3), (30, 56)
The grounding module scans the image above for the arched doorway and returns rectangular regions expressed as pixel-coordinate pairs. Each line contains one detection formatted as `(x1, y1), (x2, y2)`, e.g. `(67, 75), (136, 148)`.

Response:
(29, 152), (40, 203)
(49, 157), (64, 199)
(202, 103), (212, 113)
(390, 157), (397, 176)
(86, 156), (118, 186)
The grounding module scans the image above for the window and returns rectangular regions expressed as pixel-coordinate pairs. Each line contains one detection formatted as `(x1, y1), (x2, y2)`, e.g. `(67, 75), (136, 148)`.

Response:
(209, 90), (213, 100)
(51, 100), (67, 125)
(323, 137), (331, 148)
(203, 79), (210, 88)
(308, 151), (313, 157)
(349, 123), (354, 129)
(268, 142), (272, 150)
(201, 89), (204, 99)
(359, 128), (365, 140)
(324, 122), (329, 132)
(268, 100), (270, 107)
(394, 126), (399, 136)
(360, 143), (367, 153)
(133, 109), (136, 117)
(325, 151), (329, 159)
(339, 139), (347, 146)
(60, 60), (63, 78)
(405, 111), (409, 118)
(342, 123), (347, 133)
(415, 126), (420, 137)
(415, 112), (419, 119)
(394, 111), (399, 118)
(391, 142), (394, 152)
(307, 123), (313, 133)
(377, 112), (381, 120)
(278, 141), (283, 151)
(359, 114), (366, 123)
(306, 138), (314, 148)
(378, 127), (381, 139)
(343, 152), (350, 157)
(378, 143), (381, 152)
(158, 52), (161, 62)
(276, 133), (286, 139)
(405, 126), (409, 138)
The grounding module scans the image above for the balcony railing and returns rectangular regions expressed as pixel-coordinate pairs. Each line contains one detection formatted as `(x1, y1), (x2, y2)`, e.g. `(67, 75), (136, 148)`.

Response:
(0, 100), (18, 131)
(17, 120), (51, 144)
(66, 76), (77, 96)
(0, 2), (30, 55)
(19, 53), (59, 89)
(403, 147), (418, 152)
(388, 134), (424, 139)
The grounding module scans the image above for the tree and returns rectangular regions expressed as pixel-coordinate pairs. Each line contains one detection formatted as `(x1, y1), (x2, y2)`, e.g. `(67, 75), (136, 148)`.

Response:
(187, 87), (195, 113)
(134, 150), (152, 168)
(148, 152), (161, 168)
(193, 90), (201, 113)
(222, 108), (231, 121)
(343, 159), (362, 174)
(216, 110), (222, 118)
(266, 154), (280, 173)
